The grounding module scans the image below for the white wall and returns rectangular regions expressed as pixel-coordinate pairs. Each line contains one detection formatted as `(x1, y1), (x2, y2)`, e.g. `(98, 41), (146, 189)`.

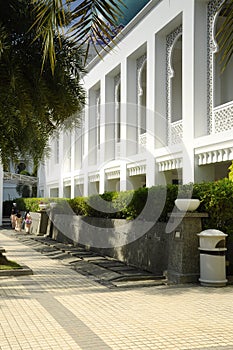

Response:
(37, 0), (233, 199)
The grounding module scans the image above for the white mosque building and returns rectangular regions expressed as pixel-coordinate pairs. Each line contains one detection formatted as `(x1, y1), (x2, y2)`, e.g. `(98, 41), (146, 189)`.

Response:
(38, 0), (233, 199)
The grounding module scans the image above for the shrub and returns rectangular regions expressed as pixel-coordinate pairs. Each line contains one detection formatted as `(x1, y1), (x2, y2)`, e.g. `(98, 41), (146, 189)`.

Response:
(194, 179), (233, 235)
(67, 186), (178, 222)
(14, 197), (67, 212)
(68, 197), (89, 216)
(18, 178), (233, 235)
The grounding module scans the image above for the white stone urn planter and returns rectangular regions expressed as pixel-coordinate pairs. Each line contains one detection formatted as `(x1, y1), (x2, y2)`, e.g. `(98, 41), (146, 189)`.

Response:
(175, 199), (200, 212)
(38, 203), (48, 210)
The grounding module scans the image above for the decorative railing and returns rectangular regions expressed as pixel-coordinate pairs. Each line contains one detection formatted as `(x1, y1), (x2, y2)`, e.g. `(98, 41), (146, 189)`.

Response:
(213, 101), (233, 133)
(139, 132), (147, 152)
(139, 132), (147, 146)
(3, 172), (38, 185)
(170, 120), (183, 145)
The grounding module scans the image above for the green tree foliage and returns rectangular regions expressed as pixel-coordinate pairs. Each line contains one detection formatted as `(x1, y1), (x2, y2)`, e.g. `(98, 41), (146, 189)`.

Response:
(0, 0), (86, 166)
(217, 0), (233, 72)
(194, 179), (233, 235)
(16, 184), (31, 198)
(32, 0), (124, 70)
(228, 161), (233, 181)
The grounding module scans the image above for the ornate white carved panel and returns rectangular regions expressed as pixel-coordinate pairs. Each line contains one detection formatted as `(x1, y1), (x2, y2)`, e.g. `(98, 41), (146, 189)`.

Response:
(139, 132), (147, 146)
(89, 173), (100, 183)
(105, 167), (120, 180)
(171, 121), (183, 145)
(158, 158), (182, 172)
(75, 177), (84, 185)
(207, 0), (225, 134)
(197, 147), (233, 165)
(127, 162), (146, 176)
(213, 102), (233, 133)
(166, 25), (182, 145)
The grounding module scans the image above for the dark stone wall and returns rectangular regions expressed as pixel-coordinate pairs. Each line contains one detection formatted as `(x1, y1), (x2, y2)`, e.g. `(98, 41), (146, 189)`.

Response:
(39, 212), (232, 284)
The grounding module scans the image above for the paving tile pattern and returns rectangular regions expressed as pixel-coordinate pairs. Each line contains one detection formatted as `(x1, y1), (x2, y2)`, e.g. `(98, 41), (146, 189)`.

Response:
(1, 229), (233, 349)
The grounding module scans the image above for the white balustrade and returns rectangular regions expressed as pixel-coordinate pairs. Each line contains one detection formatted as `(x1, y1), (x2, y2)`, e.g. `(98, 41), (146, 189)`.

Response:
(213, 101), (233, 133)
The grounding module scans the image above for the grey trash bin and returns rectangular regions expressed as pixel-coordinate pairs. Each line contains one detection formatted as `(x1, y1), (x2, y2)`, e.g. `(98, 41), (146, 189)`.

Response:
(197, 229), (228, 287)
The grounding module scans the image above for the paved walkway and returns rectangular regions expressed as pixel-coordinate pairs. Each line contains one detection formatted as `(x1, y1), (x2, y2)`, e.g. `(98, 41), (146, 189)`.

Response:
(1, 229), (233, 350)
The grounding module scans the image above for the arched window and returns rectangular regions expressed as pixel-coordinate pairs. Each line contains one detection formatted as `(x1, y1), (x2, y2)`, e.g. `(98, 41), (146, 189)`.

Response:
(114, 76), (121, 142)
(214, 5), (233, 107)
(139, 61), (147, 133)
(166, 25), (182, 145)
(137, 54), (147, 137)
(171, 35), (182, 122)
(96, 91), (101, 150)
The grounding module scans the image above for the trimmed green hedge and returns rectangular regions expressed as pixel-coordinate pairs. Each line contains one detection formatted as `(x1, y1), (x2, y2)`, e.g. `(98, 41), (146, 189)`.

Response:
(0, 197), (60, 216)
(9, 178), (233, 235)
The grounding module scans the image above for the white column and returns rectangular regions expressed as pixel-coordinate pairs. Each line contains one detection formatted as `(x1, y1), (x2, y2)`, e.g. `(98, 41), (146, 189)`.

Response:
(88, 89), (98, 166)
(182, 0), (195, 184)
(120, 162), (128, 191)
(59, 131), (64, 197)
(120, 58), (127, 159)
(70, 130), (75, 198)
(120, 58), (130, 191)
(146, 35), (156, 187)
(126, 57), (137, 156)
(193, 0), (209, 182)
(99, 77), (105, 167)
(194, 0), (208, 138)
(104, 75), (115, 162)
(154, 34), (167, 149)
(83, 175), (89, 197)
(99, 168), (105, 194)
(83, 104), (89, 197)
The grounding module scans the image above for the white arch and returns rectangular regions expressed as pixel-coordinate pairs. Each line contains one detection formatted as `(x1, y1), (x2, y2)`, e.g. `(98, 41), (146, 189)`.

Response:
(137, 59), (147, 97)
(137, 58), (147, 140)
(212, 9), (221, 53)
(168, 33), (182, 79)
(114, 80), (121, 142)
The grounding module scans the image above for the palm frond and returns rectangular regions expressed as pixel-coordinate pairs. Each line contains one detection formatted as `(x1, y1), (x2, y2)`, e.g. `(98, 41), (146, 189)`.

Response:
(32, 0), (125, 69)
(216, 0), (233, 72)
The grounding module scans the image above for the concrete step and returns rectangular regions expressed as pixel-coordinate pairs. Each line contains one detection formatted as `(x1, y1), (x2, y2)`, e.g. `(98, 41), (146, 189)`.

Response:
(2, 217), (11, 227)
(12, 232), (167, 289)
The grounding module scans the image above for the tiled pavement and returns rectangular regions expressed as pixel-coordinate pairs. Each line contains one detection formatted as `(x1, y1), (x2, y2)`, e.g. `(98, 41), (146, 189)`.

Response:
(1, 229), (233, 350)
